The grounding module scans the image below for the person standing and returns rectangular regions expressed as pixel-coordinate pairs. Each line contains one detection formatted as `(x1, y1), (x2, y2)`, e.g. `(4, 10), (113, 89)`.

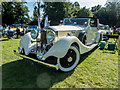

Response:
(7, 27), (14, 38)
(22, 28), (26, 35)
(113, 26), (116, 34)
(16, 27), (20, 38)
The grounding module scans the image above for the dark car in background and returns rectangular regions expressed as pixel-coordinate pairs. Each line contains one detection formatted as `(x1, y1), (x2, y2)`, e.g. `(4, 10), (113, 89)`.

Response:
(116, 28), (120, 35)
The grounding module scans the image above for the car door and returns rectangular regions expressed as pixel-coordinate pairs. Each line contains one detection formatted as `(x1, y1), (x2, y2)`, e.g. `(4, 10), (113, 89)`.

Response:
(86, 18), (98, 45)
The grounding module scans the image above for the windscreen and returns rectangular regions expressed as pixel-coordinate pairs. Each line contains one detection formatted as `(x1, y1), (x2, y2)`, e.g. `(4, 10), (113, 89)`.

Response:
(63, 18), (88, 27)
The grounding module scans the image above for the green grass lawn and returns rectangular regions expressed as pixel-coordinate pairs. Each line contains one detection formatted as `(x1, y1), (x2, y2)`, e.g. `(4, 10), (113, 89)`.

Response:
(1, 36), (119, 88)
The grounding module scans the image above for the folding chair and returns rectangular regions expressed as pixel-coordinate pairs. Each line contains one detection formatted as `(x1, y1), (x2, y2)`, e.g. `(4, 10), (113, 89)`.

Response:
(103, 35), (119, 53)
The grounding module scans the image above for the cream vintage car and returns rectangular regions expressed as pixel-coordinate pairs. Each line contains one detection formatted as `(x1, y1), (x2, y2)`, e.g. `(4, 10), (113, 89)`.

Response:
(14, 17), (102, 72)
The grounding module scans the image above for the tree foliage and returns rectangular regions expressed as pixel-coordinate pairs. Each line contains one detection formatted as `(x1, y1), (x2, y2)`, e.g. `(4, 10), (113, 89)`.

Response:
(92, 1), (120, 27)
(1, 1), (120, 27)
(30, 6), (38, 25)
(43, 2), (93, 25)
(43, 2), (65, 25)
(2, 2), (30, 25)
(30, 3), (45, 25)
(76, 7), (93, 17)
(91, 5), (101, 13)
(31, 2), (93, 25)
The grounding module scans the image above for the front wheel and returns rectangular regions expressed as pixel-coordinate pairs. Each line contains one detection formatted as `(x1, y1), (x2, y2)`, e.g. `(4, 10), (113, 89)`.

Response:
(57, 45), (80, 72)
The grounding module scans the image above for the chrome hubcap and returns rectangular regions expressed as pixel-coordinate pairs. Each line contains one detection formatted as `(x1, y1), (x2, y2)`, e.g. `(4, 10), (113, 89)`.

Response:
(68, 57), (72, 62)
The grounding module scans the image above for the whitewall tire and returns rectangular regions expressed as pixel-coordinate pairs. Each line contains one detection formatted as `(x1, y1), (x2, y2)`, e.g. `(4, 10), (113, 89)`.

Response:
(57, 45), (80, 72)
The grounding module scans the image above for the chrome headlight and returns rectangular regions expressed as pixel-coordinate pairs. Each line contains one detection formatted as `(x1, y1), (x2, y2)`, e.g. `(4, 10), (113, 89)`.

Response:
(31, 29), (38, 39)
(46, 30), (56, 43)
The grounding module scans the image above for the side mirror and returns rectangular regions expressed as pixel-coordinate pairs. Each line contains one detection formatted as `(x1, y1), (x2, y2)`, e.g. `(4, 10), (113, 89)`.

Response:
(90, 19), (98, 28)
(90, 20), (95, 27)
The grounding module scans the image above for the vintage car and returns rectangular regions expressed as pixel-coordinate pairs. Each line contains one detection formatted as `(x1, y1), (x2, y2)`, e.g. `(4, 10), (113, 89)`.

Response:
(26, 25), (40, 33)
(99, 24), (113, 34)
(14, 17), (102, 72)
(115, 28), (120, 34)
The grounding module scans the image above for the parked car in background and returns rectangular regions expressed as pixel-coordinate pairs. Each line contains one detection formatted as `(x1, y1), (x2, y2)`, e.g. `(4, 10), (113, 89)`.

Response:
(115, 28), (120, 35)
(26, 25), (40, 33)
(2, 26), (23, 38)
(12, 24), (23, 28)
(99, 24), (106, 34)
(99, 24), (113, 34)
(104, 25), (113, 34)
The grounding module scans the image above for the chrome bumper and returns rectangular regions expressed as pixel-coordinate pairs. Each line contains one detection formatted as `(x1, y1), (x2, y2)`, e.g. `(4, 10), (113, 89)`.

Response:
(13, 50), (59, 70)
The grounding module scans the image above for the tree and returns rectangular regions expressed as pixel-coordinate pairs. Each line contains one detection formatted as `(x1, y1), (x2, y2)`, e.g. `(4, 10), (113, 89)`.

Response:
(44, 2), (65, 25)
(0, 2), (1, 25)
(91, 5), (101, 13)
(30, 6), (38, 25)
(2, 2), (30, 25)
(94, 7), (109, 25)
(43, 2), (92, 25)
(73, 1), (80, 8)
(76, 7), (93, 17)
(32, 2), (93, 25)
(0, 2), (1, 15)
(94, 1), (120, 27)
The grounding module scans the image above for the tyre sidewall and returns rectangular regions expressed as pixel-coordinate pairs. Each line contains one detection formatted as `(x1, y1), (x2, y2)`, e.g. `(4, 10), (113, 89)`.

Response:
(57, 46), (80, 72)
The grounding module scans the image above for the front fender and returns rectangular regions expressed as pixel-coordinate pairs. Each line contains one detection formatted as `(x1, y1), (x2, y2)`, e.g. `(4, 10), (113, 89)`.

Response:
(19, 32), (38, 55)
(44, 36), (87, 59)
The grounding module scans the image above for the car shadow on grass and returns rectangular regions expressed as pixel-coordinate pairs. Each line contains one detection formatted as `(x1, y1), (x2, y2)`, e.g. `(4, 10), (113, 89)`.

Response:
(79, 46), (98, 64)
(0, 38), (9, 41)
(2, 47), (98, 88)
(2, 59), (74, 88)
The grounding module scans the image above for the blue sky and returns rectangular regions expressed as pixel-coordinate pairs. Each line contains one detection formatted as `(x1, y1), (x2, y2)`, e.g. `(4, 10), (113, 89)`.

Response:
(26, 2), (35, 18)
(26, 0), (107, 18)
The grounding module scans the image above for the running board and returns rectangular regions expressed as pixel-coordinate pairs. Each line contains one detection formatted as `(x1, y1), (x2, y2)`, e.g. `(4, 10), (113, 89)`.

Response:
(13, 50), (59, 70)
